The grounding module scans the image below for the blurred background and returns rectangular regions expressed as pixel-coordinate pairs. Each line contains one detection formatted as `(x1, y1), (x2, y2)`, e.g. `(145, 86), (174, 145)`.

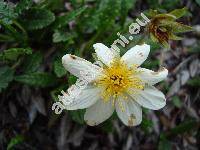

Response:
(0, 0), (199, 149)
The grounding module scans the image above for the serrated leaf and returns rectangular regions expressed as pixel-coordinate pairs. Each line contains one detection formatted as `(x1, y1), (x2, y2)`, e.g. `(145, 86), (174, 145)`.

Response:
(96, 0), (121, 28)
(69, 109), (85, 124)
(15, 72), (57, 87)
(0, 1), (17, 24)
(20, 8), (55, 30)
(52, 6), (87, 29)
(22, 52), (43, 73)
(15, 0), (33, 15)
(169, 7), (188, 19)
(0, 66), (14, 92)
(52, 29), (76, 43)
(0, 47), (32, 61)
(53, 60), (67, 77)
(80, 0), (121, 31)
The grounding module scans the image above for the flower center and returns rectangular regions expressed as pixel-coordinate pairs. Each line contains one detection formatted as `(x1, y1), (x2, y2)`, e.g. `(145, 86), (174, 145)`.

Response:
(95, 59), (144, 103)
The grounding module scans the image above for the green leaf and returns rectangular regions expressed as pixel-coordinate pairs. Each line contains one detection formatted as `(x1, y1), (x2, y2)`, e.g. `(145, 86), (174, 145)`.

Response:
(0, 20), (27, 43)
(169, 33), (183, 40)
(120, 0), (136, 25)
(20, 8), (55, 30)
(37, 0), (65, 11)
(141, 118), (153, 134)
(68, 75), (77, 85)
(15, 72), (57, 87)
(187, 77), (200, 87)
(0, 66), (14, 92)
(188, 44), (200, 53)
(80, 0), (121, 31)
(164, 120), (198, 138)
(53, 59), (67, 77)
(22, 52), (43, 73)
(195, 0), (200, 6)
(52, 6), (87, 29)
(0, 1), (17, 24)
(15, 0), (33, 16)
(162, 21), (193, 33)
(172, 96), (182, 108)
(7, 135), (24, 150)
(69, 109), (85, 124)
(0, 48), (32, 61)
(96, 0), (121, 28)
(169, 7), (188, 19)
(53, 29), (76, 43)
(101, 119), (114, 133)
(158, 137), (172, 150)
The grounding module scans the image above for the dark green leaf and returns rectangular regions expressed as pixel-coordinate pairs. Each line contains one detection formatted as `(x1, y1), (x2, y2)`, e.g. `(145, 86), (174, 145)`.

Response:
(69, 109), (85, 124)
(188, 44), (200, 54)
(53, 29), (76, 43)
(0, 66), (14, 92)
(80, 0), (121, 32)
(158, 137), (172, 150)
(15, 72), (57, 87)
(0, 1), (17, 24)
(68, 75), (77, 85)
(165, 120), (198, 138)
(53, 59), (67, 77)
(101, 119), (114, 133)
(0, 21), (27, 43)
(195, 0), (200, 6)
(15, 0), (33, 15)
(20, 8), (55, 30)
(120, 0), (136, 25)
(172, 96), (182, 108)
(141, 118), (153, 134)
(187, 77), (200, 87)
(0, 47), (32, 61)
(52, 6), (87, 29)
(22, 52), (43, 73)
(95, 0), (121, 28)
(7, 135), (24, 150)
(169, 7), (188, 19)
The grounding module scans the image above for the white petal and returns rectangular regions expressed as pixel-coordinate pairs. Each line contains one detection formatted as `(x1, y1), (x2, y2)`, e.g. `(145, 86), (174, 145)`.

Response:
(64, 85), (101, 110)
(121, 44), (150, 67)
(84, 99), (114, 126)
(93, 43), (115, 66)
(138, 67), (168, 85)
(130, 86), (166, 110)
(62, 54), (101, 80)
(115, 96), (142, 126)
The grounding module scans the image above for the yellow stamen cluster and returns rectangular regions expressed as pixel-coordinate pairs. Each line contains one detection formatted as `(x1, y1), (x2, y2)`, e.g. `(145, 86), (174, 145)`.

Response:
(95, 59), (144, 105)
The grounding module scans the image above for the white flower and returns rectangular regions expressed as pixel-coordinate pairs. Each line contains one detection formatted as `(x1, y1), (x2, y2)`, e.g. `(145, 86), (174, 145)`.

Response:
(61, 43), (168, 126)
